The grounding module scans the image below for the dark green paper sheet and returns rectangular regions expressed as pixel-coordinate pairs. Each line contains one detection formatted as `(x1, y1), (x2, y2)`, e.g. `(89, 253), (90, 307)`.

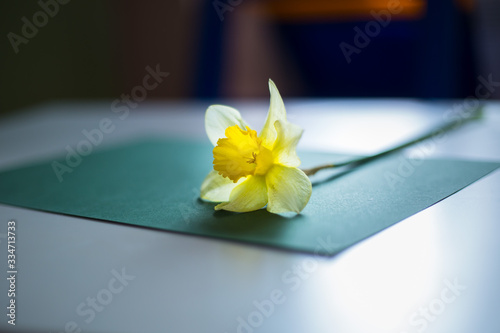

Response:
(0, 139), (498, 255)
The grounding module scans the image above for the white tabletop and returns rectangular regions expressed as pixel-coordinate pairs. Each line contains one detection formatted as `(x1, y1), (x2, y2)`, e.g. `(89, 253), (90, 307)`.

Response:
(1, 99), (499, 333)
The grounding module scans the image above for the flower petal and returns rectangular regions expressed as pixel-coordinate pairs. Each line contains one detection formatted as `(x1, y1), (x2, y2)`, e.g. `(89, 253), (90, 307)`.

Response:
(259, 79), (286, 148)
(272, 119), (303, 167)
(266, 165), (312, 214)
(200, 170), (243, 202)
(215, 175), (268, 212)
(205, 105), (249, 146)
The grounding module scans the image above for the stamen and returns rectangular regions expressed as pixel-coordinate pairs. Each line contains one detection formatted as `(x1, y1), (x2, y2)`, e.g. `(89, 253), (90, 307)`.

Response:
(246, 152), (257, 164)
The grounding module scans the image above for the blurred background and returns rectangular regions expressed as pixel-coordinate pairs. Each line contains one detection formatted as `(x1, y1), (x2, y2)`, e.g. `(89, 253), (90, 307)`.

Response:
(1, 0), (499, 115)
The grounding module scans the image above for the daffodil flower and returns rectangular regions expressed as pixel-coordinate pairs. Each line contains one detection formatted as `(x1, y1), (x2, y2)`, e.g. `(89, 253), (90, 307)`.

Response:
(200, 79), (312, 214)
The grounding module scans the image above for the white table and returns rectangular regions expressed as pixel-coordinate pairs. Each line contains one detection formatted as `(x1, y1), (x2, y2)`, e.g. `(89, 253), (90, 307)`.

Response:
(1, 99), (499, 333)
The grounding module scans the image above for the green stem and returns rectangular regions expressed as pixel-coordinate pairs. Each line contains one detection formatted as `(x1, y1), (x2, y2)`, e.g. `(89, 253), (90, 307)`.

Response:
(302, 105), (484, 176)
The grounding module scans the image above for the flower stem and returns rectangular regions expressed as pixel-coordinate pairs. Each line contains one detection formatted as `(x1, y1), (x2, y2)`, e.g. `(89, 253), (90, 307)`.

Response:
(302, 163), (336, 176)
(301, 105), (484, 177)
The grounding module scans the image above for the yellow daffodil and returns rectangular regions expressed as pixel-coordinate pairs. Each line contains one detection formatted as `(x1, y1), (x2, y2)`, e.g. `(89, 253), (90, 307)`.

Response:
(200, 79), (312, 214)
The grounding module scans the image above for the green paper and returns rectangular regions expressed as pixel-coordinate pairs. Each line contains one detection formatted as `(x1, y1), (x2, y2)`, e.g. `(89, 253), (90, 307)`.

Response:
(0, 139), (498, 255)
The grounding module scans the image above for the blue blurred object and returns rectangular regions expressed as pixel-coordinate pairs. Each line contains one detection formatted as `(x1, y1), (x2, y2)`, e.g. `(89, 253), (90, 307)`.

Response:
(275, 0), (476, 98)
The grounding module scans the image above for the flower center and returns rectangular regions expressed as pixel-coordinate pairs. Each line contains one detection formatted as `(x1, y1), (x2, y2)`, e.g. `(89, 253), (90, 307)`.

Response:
(213, 125), (273, 182)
